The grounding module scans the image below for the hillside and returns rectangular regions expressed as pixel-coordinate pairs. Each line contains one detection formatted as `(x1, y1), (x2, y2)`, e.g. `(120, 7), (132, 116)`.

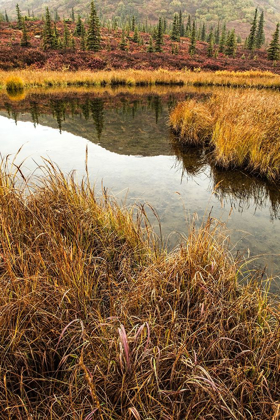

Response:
(0, 0), (280, 35)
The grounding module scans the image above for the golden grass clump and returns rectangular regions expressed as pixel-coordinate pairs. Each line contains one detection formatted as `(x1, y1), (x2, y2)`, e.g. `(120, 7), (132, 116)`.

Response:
(169, 99), (214, 145)
(0, 159), (279, 419)
(5, 76), (24, 94)
(170, 90), (280, 182)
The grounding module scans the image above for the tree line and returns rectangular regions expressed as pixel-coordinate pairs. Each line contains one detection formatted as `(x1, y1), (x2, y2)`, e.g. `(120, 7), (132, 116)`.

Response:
(1, 2), (280, 61)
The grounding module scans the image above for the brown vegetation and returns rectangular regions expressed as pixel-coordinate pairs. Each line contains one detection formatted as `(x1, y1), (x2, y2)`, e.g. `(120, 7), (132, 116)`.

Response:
(0, 160), (279, 419)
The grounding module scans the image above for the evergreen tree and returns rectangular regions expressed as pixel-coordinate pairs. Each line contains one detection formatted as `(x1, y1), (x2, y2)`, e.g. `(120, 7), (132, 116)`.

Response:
(186, 14), (191, 37)
(71, 7), (75, 22)
(171, 13), (180, 42)
(80, 24), (86, 50)
(52, 22), (60, 49)
(163, 18), (167, 34)
(155, 17), (163, 52)
(207, 32), (214, 57)
(215, 22), (220, 44)
(147, 36), (154, 52)
(196, 25), (201, 41)
(54, 10), (60, 22)
(268, 23), (280, 61)
(132, 26), (140, 43)
(113, 17), (118, 31)
(86, 0), (101, 51)
(63, 21), (70, 48)
(247, 8), (258, 50)
(225, 29), (237, 57)
(207, 26), (213, 42)
(42, 7), (54, 50)
(5, 10), (9, 23)
(189, 21), (196, 55)
(76, 14), (82, 36)
(20, 19), (29, 46)
(256, 10), (265, 49)
(131, 15), (135, 32)
(179, 10), (184, 37)
(90, 98), (104, 140)
(219, 23), (226, 52)
(119, 29), (127, 50)
(16, 4), (22, 29)
(201, 22), (206, 42)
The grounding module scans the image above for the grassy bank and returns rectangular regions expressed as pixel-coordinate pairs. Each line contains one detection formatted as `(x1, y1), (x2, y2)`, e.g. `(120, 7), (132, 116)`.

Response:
(1, 69), (280, 91)
(0, 160), (279, 419)
(170, 89), (280, 182)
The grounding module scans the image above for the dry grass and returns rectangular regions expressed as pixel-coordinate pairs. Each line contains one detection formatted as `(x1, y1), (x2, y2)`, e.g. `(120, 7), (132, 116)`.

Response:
(170, 89), (280, 182)
(0, 69), (280, 90)
(0, 159), (279, 419)
(5, 76), (24, 93)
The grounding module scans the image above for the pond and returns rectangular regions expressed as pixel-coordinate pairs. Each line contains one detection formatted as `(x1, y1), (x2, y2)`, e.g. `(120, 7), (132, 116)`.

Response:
(1, 86), (280, 291)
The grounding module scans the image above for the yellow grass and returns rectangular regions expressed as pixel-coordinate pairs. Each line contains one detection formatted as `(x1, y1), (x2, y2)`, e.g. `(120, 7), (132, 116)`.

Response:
(0, 69), (280, 90)
(170, 89), (280, 182)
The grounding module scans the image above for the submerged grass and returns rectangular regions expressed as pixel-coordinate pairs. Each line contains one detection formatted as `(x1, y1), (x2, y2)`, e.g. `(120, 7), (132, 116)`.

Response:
(170, 89), (280, 182)
(0, 69), (280, 90)
(0, 159), (279, 419)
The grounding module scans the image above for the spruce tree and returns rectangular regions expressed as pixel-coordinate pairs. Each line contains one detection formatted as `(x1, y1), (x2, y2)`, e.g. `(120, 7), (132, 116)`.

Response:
(86, 0), (101, 51)
(201, 22), (206, 42)
(171, 13), (180, 42)
(225, 29), (237, 57)
(163, 18), (167, 34)
(219, 23), (226, 52)
(215, 22), (220, 44)
(119, 29), (127, 50)
(132, 26), (139, 43)
(186, 14), (191, 37)
(155, 17), (163, 52)
(147, 36), (154, 52)
(42, 7), (54, 50)
(131, 15), (135, 32)
(189, 21), (196, 55)
(5, 10), (9, 23)
(16, 4), (22, 29)
(247, 8), (258, 50)
(268, 23), (280, 61)
(207, 32), (214, 57)
(63, 21), (70, 48)
(52, 22), (60, 49)
(179, 10), (184, 36)
(76, 14), (82, 36)
(54, 10), (60, 22)
(256, 10), (265, 49)
(71, 7), (75, 22)
(80, 24), (86, 50)
(20, 19), (29, 47)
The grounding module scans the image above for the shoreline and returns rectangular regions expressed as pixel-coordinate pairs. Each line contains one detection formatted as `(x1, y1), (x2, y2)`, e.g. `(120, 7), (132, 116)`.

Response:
(1, 69), (280, 91)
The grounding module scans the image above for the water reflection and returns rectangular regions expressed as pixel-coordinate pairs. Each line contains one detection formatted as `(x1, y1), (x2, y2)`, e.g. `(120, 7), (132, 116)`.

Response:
(172, 140), (280, 221)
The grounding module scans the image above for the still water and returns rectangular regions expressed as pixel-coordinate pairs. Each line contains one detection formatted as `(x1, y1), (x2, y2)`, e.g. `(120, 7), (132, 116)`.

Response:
(1, 88), (280, 290)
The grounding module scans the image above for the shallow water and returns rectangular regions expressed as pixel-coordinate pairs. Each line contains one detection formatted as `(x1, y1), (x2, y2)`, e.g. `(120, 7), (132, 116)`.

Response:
(1, 88), (280, 291)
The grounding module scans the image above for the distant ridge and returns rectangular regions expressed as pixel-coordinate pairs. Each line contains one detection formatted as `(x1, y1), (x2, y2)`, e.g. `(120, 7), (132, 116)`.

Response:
(0, 0), (279, 34)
